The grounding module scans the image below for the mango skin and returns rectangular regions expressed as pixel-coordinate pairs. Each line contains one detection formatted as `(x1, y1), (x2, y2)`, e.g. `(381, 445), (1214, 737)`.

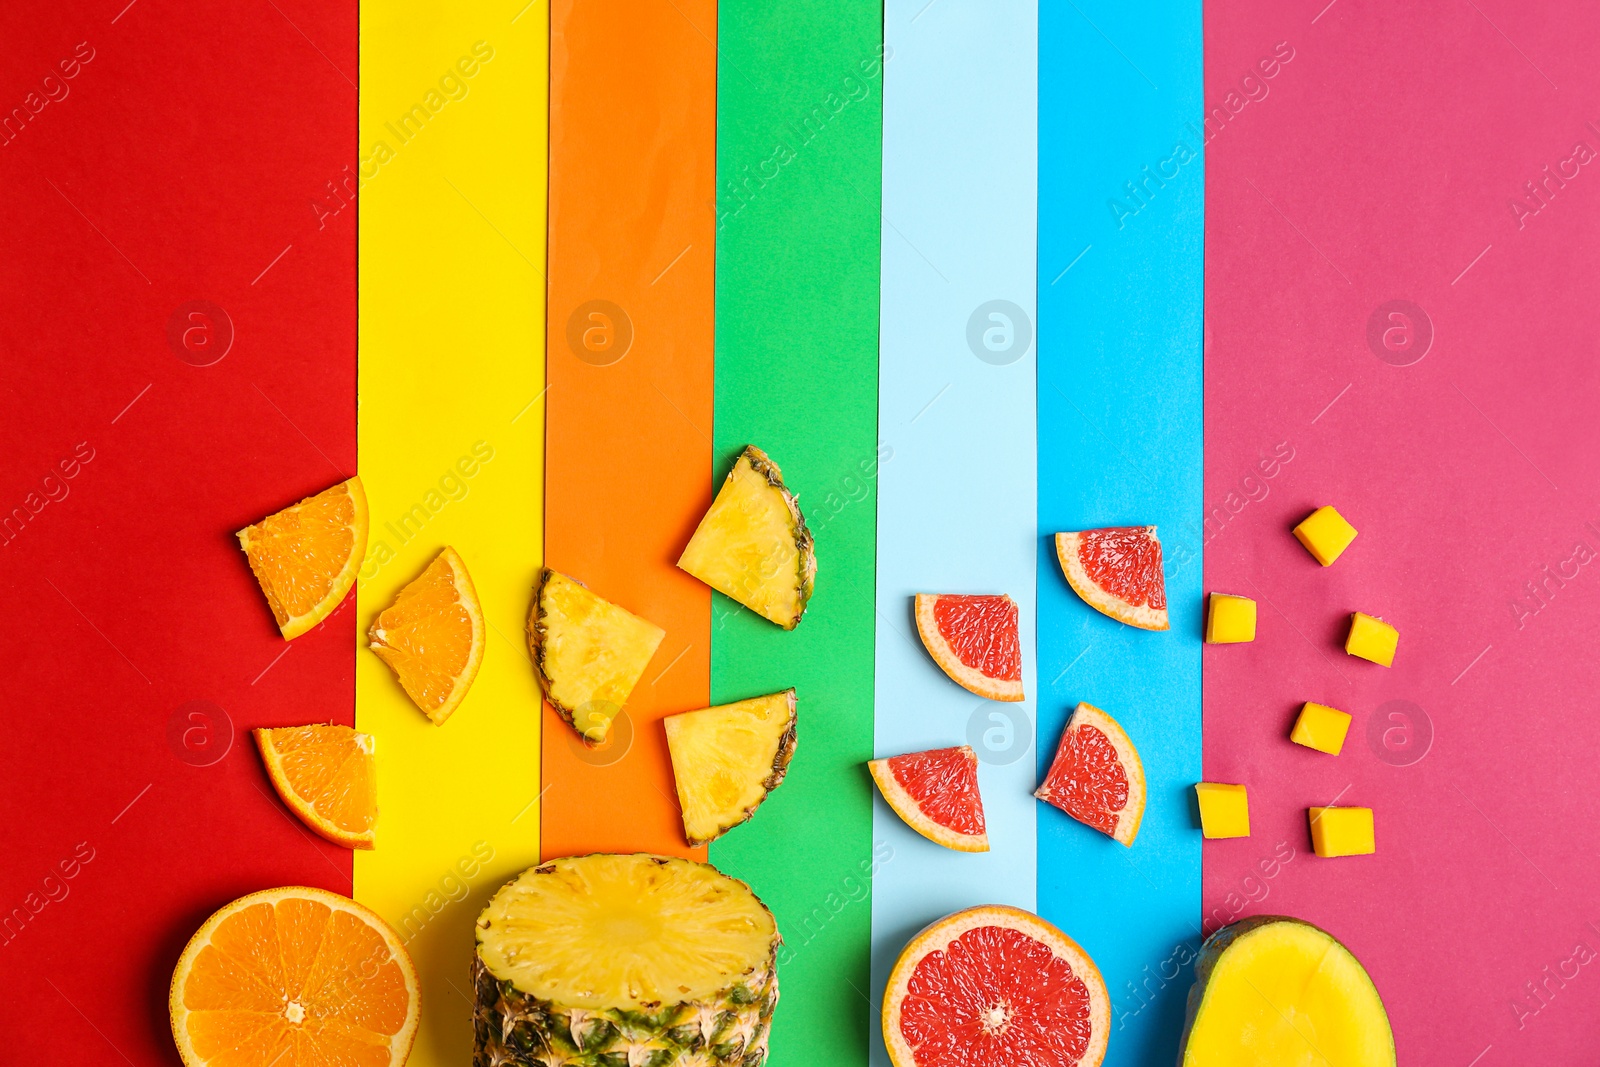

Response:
(1179, 916), (1397, 1067)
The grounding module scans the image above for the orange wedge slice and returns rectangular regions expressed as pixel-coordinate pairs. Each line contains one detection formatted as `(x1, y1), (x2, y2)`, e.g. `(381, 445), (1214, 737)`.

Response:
(237, 476), (369, 639)
(169, 885), (419, 1067)
(255, 724), (377, 849)
(368, 546), (485, 724)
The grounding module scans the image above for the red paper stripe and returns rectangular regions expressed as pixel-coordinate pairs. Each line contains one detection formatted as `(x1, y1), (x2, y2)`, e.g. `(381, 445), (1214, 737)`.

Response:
(0, 0), (356, 1060)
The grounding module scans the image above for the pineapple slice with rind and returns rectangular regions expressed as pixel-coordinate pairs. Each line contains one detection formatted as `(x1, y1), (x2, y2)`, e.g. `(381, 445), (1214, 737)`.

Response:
(665, 689), (797, 847)
(527, 569), (665, 743)
(678, 445), (816, 630)
(473, 854), (781, 1067)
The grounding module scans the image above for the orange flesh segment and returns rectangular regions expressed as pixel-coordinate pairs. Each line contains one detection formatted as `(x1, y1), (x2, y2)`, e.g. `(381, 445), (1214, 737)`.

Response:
(888, 747), (986, 837)
(932, 595), (1021, 681)
(257, 726), (376, 845)
(368, 548), (481, 720)
(238, 478), (366, 637)
(178, 896), (412, 1066)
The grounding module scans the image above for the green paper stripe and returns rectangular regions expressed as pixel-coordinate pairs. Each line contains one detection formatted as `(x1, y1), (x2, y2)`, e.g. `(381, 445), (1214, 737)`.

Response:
(708, 4), (883, 1065)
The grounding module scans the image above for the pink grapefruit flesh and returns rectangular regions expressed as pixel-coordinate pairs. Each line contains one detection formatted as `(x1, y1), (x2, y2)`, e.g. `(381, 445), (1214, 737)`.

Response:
(1055, 527), (1168, 631)
(883, 904), (1110, 1067)
(1035, 702), (1146, 846)
(914, 594), (1024, 702)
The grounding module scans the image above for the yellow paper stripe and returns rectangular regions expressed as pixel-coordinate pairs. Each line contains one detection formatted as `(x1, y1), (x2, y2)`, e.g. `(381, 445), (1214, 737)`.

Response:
(356, 3), (546, 1061)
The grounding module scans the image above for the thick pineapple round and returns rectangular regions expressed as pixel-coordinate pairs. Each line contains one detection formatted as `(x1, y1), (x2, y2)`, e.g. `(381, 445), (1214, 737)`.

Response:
(473, 854), (781, 1067)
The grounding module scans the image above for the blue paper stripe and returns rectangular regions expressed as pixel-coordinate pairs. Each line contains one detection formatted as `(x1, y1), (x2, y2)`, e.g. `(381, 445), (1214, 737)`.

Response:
(1036, 0), (1205, 1061)
(871, 0), (1038, 1062)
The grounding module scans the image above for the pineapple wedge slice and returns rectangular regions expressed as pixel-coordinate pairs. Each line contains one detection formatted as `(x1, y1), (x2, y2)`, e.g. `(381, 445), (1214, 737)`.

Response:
(665, 689), (798, 847)
(678, 445), (816, 630)
(527, 569), (665, 743)
(474, 854), (780, 1067)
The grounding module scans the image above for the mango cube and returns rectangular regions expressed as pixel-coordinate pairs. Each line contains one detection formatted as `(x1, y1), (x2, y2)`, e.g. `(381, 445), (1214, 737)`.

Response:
(1309, 806), (1375, 857)
(1344, 612), (1398, 666)
(1290, 702), (1352, 755)
(1205, 594), (1256, 644)
(1196, 782), (1250, 838)
(1293, 505), (1358, 566)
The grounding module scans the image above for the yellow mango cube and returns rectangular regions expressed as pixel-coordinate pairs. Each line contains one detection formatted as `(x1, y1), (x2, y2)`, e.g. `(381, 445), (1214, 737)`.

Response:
(1205, 593), (1256, 644)
(1309, 806), (1375, 857)
(1290, 702), (1352, 755)
(1196, 782), (1250, 838)
(1345, 612), (1398, 666)
(1293, 505), (1358, 566)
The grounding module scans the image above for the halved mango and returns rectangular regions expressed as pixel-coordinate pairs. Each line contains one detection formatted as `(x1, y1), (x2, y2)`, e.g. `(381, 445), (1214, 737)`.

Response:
(1180, 916), (1395, 1066)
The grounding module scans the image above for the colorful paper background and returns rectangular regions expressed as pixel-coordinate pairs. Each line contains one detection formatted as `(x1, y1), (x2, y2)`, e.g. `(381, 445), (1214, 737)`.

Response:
(3, 0), (1600, 1064)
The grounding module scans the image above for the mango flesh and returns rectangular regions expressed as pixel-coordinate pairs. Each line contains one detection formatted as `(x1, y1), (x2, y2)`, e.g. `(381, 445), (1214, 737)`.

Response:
(1181, 916), (1395, 1067)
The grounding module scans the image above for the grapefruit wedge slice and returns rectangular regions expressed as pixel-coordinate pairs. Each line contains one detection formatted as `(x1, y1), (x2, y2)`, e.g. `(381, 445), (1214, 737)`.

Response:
(869, 745), (988, 852)
(1035, 702), (1146, 846)
(1055, 526), (1168, 631)
(884, 904), (1110, 1067)
(914, 593), (1024, 701)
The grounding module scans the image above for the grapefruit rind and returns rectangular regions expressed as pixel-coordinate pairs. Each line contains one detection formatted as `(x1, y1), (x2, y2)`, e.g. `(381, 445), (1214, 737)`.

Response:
(868, 750), (990, 853)
(368, 546), (486, 725)
(237, 476), (370, 641)
(882, 904), (1110, 1067)
(913, 593), (1025, 702)
(254, 726), (377, 850)
(169, 885), (420, 1067)
(1055, 529), (1169, 631)
(1035, 702), (1148, 847)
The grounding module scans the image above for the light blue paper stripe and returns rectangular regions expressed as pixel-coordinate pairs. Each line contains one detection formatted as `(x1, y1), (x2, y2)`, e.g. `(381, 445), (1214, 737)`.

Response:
(1037, 0), (1205, 1062)
(871, 1), (1038, 1062)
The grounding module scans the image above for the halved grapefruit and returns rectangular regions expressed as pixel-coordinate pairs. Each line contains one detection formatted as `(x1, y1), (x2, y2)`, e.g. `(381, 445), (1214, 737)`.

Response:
(914, 594), (1024, 701)
(883, 904), (1110, 1067)
(869, 745), (988, 852)
(1055, 527), (1168, 631)
(1035, 702), (1146, 846)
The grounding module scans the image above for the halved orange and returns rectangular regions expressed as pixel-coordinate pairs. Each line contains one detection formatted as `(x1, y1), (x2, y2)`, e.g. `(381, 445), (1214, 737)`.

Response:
(170, 885), (419, 1067)
(913, 593), (1024, 702)
(883, 904), (1110, 1067)
(1055, 526), (1168, 631)
(255, 724), (377, 849)
(869, 745), (989, 852)
(368, 546), (485, 725)
(1034, 702), (1146, 846)
(238, 476), (370, 639)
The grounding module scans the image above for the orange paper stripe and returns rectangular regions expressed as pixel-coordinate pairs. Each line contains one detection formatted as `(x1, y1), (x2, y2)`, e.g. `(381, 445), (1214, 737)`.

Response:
(540, 0), (716, 861)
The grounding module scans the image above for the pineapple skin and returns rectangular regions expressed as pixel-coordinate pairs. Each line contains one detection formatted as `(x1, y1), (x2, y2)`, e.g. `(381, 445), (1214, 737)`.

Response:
(472, 953), (779, 1067)
(742, 446), (816, 632)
